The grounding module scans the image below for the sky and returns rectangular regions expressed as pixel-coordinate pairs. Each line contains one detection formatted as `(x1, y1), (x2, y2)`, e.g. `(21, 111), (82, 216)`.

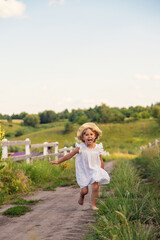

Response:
(0, 0), (160, 115)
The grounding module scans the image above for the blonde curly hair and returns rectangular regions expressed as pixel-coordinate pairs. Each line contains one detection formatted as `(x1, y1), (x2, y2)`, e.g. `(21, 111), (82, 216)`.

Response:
(77, 122), (102, 141)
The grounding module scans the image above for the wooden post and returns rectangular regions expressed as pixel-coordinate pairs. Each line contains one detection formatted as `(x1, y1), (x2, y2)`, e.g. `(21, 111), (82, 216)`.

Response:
(70, 146), (73, 159)
(43, 142), (48, 156)
(2, 138), (8, 158)
(64, 147), (67, 156)
(55, 142), (59, 160)
(25, 138), (31, 164)
(155, 139), (158, 148)
(70, 146), (73, 153)
(148, 142), (152, 148)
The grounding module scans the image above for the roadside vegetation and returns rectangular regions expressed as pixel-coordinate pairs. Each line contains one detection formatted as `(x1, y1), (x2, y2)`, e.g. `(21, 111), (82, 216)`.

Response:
(1, 118), (160, 153)
(0, 158), (76, 206)
(85, 156), (160, 240)
(0, 112), (160, 239)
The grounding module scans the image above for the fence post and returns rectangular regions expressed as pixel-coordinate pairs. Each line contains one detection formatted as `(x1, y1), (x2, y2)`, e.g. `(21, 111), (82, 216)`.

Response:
(43, 142), (48, 156)
(70, 146), (73, 159)
(2, 138), (8, 158)
(55, 142), (59, 160)
(70, 146), (73, 153)
(25, 138), (31, 164)
(64, 147), (67, 156)
(155, 139), (159, 148)
(148, 142), (152, 148)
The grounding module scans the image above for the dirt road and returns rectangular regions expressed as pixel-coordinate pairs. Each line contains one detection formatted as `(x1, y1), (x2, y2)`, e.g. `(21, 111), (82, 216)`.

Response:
(0, 161), (115, 240)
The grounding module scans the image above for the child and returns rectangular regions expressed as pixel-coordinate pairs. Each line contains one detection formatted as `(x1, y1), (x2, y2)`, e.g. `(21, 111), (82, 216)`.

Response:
(50, 122), (110, 210)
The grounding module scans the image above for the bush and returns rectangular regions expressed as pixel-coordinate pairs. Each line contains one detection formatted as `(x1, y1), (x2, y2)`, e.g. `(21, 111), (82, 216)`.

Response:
(38, 110), (57, 123)
(0, 161), (31, 195)
(24, 114), (40, 127)
(15, 129), (24, 137)
(64, 122), (74, 134)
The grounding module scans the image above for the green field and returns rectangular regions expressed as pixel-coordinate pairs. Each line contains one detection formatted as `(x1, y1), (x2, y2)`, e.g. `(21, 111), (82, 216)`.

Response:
(1, 118), (160, 153)
(0, 118), (160, 239)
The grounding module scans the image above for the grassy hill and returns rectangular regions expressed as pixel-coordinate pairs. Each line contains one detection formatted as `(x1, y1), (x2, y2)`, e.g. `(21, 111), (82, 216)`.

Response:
(1, 118), (160, 153)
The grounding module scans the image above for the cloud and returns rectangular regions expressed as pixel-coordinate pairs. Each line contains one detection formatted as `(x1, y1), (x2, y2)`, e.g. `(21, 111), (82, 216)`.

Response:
(153, 75), (160, 81)
(134, 74), (160, 81)
(0, 0), (26, 18)
(48, 0), (65, 6)
(134, 74), (150, 81)
(41, 85), (48, 91)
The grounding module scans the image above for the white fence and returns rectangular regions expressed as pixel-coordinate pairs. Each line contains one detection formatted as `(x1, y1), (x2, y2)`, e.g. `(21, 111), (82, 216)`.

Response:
(1, 138), (74, 163)
(140, 139), (160, 152)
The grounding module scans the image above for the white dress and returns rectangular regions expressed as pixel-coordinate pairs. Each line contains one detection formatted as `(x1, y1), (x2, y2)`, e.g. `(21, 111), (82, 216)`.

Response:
(75, 142), (110, 188)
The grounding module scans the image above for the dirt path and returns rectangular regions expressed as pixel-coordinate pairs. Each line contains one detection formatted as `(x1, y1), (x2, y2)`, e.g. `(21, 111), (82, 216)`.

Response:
(0, 161), (115, 240)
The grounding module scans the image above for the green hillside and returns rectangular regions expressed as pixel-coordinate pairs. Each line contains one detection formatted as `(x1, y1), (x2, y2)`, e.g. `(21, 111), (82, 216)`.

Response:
(1, 118), (159, 154)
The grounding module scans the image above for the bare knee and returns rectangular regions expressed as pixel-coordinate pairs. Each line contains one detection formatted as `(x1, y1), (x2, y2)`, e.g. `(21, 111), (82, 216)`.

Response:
(81, 187), (88, 196)
(92, 182), (99, 193)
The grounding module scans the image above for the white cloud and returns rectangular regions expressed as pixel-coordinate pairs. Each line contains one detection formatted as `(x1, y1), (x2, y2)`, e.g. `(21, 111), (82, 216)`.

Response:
(153, 75), (160, 81)
(48, 0), (65, 6)
(134, 74), (160, 81)
(134, 74), (150, 81)
(0, 0), (26, 18)
(41, 85), (48, 91)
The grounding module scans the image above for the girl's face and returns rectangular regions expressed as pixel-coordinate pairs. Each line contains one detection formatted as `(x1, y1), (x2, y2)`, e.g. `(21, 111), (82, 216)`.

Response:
(82, 128), (96, 146)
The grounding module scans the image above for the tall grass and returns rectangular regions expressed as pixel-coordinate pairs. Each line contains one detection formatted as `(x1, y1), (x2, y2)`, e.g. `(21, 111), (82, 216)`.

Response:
(139, 146), (160, 184)
(0, 158), (76, 205)
(86, 159), (160, 240)
(19, 158), (76, 187)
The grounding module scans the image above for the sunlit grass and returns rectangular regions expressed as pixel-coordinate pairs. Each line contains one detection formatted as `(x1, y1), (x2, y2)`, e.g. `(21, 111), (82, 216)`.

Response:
(107, 152), (138, 161)
(86, 159), (160, 240)
(0, 157), (76, 205)
(5, 118), (159, 153)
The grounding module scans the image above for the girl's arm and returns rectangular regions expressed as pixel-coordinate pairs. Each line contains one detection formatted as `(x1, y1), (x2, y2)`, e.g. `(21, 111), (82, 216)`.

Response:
(100, 155), (104, 169)
(49, 147), (79, 165)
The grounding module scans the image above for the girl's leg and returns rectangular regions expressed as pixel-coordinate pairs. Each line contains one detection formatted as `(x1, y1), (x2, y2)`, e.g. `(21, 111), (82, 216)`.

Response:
(91, 182), (99, 210)
(78, 186), (88, 205)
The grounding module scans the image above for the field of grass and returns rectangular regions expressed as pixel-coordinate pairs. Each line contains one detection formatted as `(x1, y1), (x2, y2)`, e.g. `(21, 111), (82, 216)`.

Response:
(1, 118), (160, 154)
(85, 158), (160, 240)
(0, 118), (160, 240)
(0, 158), (76, 205)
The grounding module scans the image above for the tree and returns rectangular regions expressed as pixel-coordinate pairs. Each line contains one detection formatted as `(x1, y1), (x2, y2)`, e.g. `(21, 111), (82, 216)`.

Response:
(77, 115), (88, 125)
(11, 112), (28, 119)
(24, 114), (40, 127)
(69, 109), (85, 122)
(97, 104), (114, 123)
(64, 122), (74, 133)
(152, 106), (160, 118)
(58, 109), (69, 119)
(152, 106), (160, 126)
(157, 111), (160, 126)
(38, 110), (57, 123)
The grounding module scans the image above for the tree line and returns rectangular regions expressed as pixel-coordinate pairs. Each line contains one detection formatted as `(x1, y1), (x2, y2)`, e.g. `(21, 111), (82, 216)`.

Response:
(1, 103), (160, 127)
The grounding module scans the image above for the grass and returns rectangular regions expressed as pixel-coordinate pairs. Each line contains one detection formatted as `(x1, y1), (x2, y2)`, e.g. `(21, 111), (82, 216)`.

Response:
(100, 118), (160, 153)
(2, 206), (32, 217)
(18, 159), (76, 187)
(11, 198), (41, 205)
(86, 158), (160, 240)
(138, 146), (160, 185)
(1, 118), (159, 153)
(0, 158), (77, 206)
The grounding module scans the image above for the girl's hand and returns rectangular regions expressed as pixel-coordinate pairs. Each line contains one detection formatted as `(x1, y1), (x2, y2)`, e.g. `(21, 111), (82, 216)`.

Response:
(49, 160), (59, 165)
